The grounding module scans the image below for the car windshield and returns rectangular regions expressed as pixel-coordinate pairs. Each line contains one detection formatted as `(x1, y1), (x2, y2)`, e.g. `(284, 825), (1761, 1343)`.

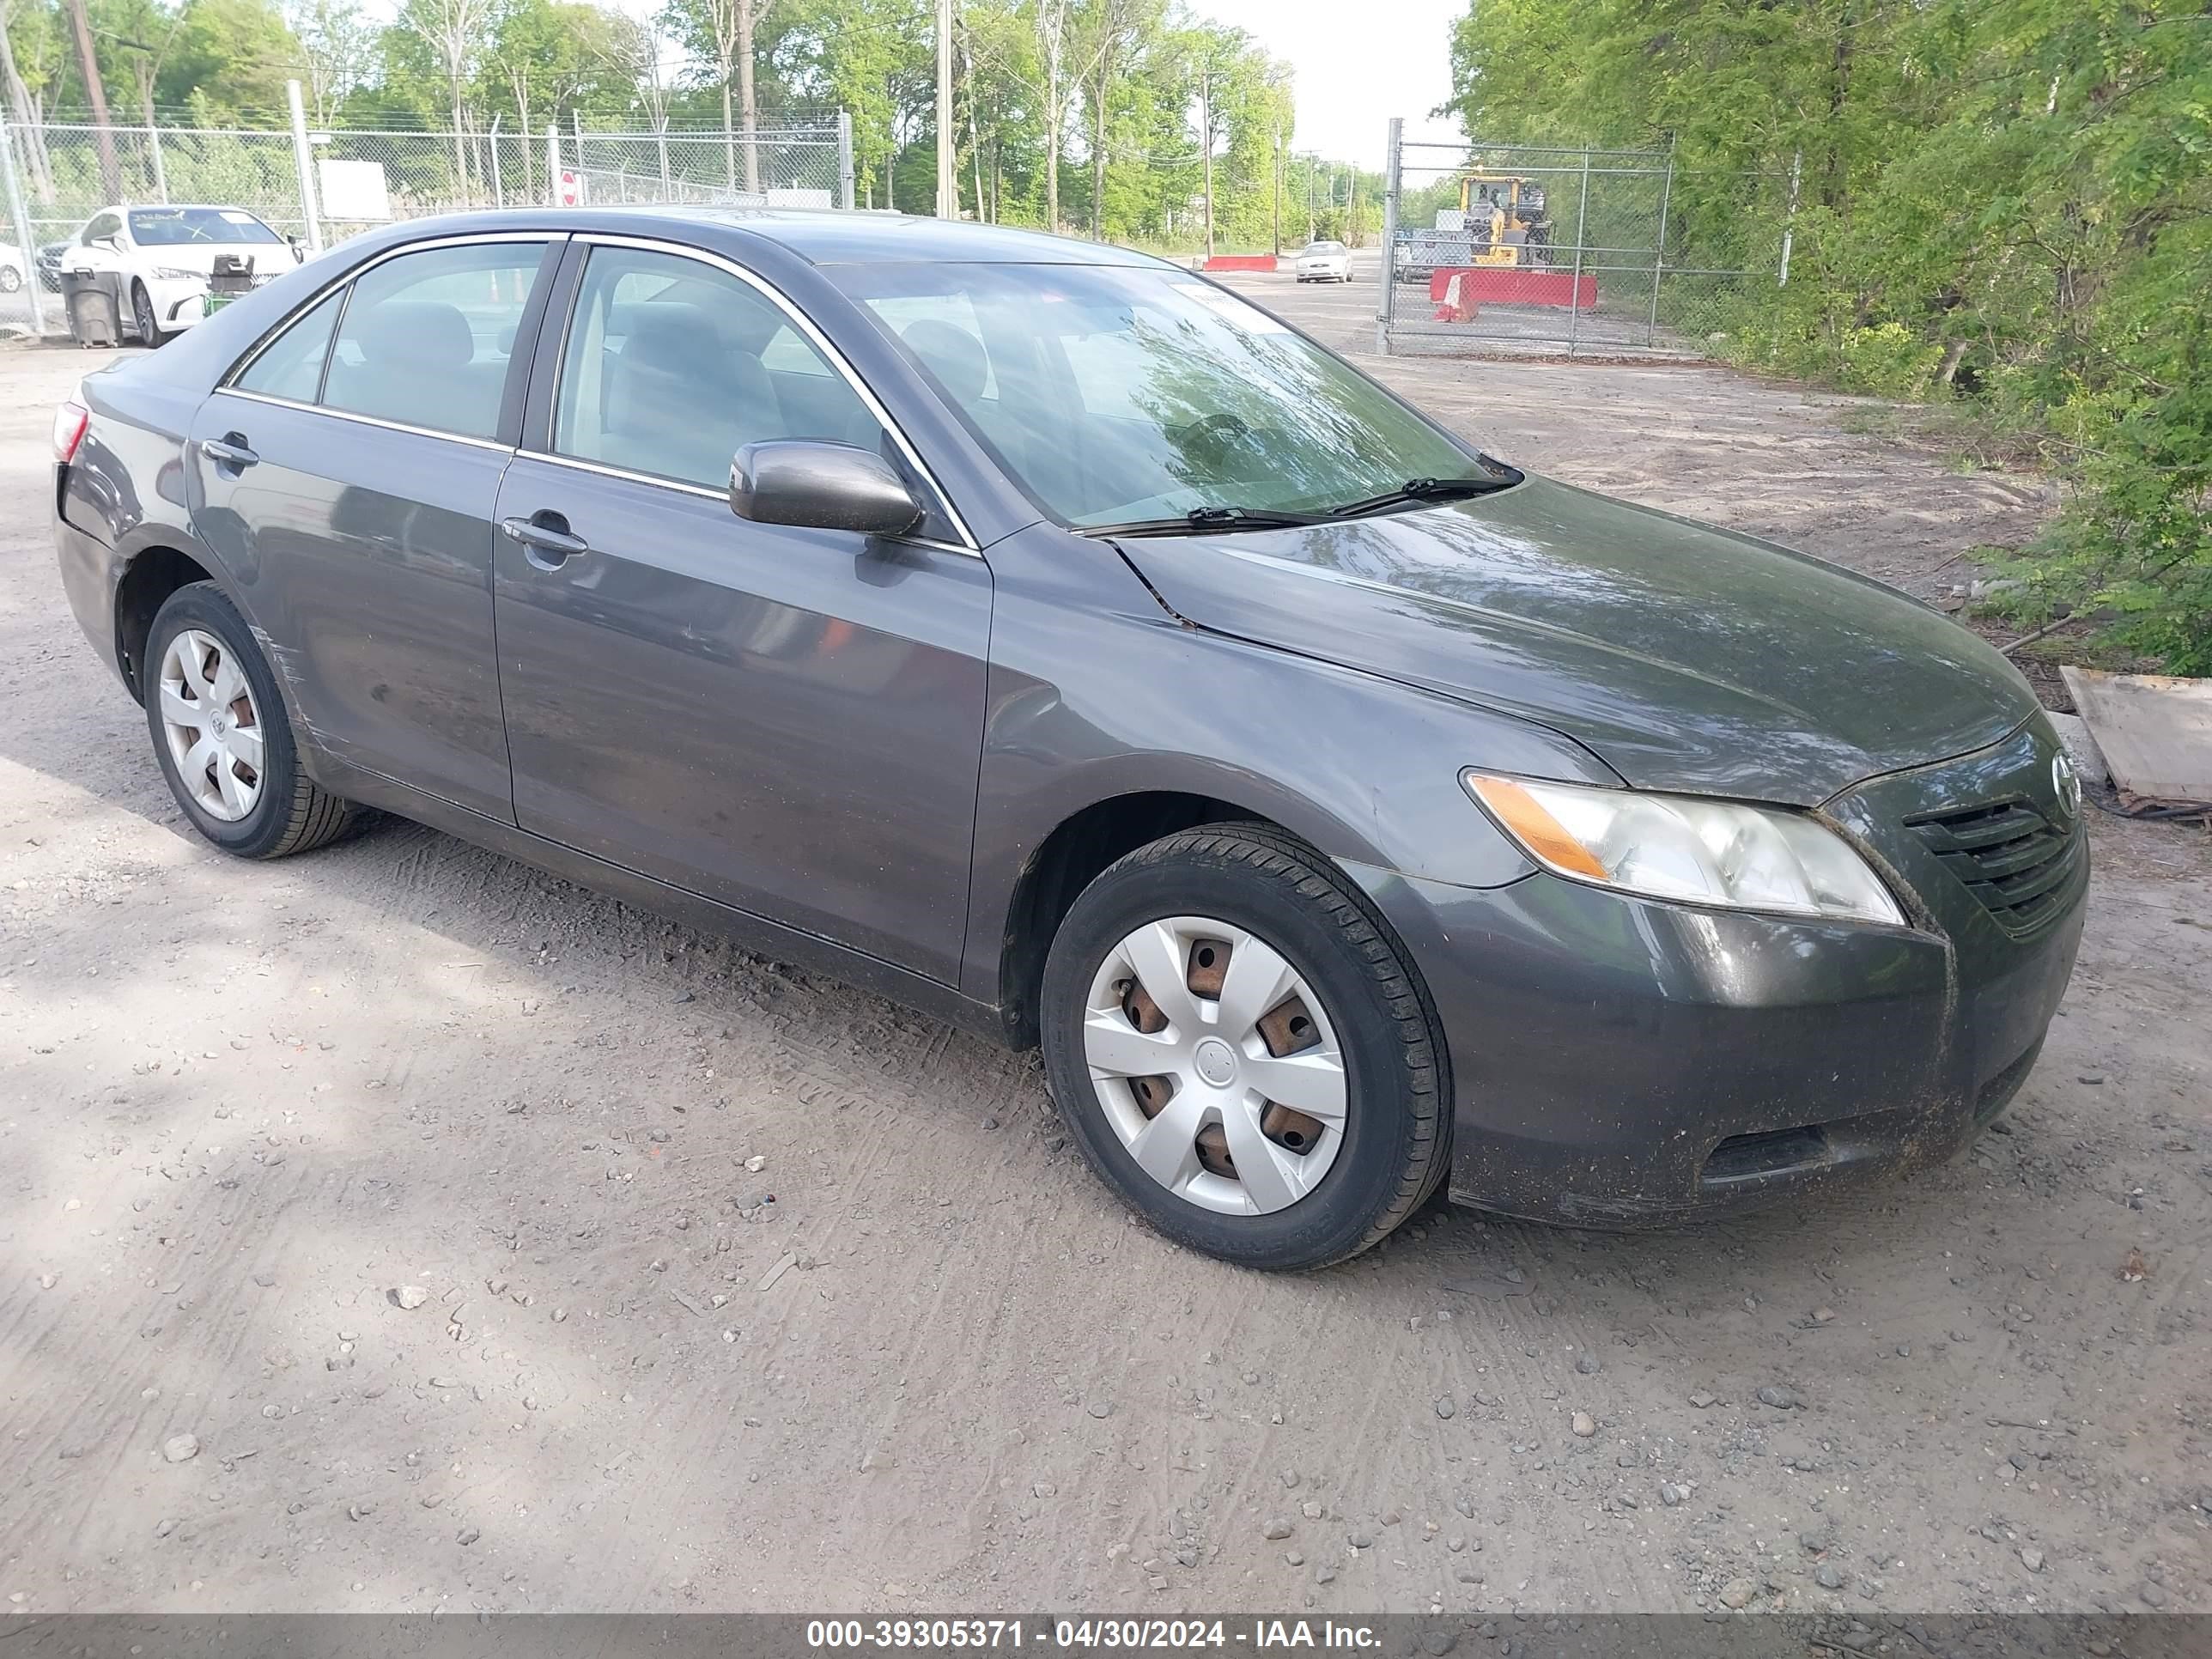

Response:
(1302, 242), (1345, 255)
(835, 262), (1489, 528)
(128, 208), (281, 246)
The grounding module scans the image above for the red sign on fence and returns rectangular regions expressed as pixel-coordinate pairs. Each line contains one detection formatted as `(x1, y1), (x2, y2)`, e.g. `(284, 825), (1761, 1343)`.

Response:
(556, 169), (586, 208)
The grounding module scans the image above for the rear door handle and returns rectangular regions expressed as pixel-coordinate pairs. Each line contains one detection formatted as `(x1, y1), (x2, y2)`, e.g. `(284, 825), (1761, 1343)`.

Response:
(199, 434), (258, 471)
(499, 513), (591, 570)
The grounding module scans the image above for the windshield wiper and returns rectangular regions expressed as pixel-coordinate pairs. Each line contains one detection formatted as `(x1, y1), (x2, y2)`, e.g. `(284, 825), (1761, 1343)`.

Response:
(1078, 505), (1330, 538)
(1325, 474), (1513, 519)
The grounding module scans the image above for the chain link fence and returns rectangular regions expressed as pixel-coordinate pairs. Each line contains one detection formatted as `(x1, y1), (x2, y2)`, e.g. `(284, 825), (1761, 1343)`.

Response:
(1, 92), (853, 337)
(1375, 128), (1789, 361)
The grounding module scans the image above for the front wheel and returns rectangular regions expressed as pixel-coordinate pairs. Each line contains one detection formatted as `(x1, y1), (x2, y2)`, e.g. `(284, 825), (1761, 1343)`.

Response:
(0, 264), (21, 294)
(131, 281), (162, 345)
(143, 581), (360, 859)
(1040, 823), (1448, 1270)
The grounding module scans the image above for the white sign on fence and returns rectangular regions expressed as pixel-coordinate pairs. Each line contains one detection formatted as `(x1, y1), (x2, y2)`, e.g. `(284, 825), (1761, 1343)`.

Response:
(318, 159), (392, 221)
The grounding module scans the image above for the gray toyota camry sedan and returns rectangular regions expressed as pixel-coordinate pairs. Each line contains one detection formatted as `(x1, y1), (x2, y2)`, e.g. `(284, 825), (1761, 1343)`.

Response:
(53, 208), (2087, 1269)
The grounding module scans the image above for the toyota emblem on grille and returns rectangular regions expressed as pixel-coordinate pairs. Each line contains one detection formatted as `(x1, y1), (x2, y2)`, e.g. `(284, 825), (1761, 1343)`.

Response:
(2051, 751), (2081, 819)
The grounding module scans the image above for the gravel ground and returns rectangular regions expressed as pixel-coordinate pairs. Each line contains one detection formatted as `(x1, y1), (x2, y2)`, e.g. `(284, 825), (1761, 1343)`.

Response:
(2, 265), (2208, 1619)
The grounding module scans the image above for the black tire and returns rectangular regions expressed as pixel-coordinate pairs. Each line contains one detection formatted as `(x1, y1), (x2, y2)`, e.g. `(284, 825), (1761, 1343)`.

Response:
(1040, 823), (1449, 1271)
(131, 281), (161, 345)
(143, 581), (360, 859)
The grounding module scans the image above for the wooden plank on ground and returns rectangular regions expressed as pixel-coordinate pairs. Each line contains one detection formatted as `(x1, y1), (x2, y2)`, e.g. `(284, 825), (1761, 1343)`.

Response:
(2060, 665), (2212, 805)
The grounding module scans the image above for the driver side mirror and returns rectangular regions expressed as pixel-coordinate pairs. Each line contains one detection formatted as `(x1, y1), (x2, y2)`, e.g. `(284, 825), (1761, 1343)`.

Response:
(730, 441), (921, 538)
(288, 234), (305, 264)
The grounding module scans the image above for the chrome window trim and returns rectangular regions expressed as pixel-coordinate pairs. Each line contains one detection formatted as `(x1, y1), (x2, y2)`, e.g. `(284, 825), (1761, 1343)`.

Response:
(512, 448), (977, 559)
(222, 229), (563, 398)
(564, 231), (979, 552)
(216, 386), (515, 453)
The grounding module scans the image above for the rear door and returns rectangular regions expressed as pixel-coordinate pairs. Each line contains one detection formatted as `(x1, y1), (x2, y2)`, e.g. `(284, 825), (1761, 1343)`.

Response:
(188, 235), (558, 821)
(490, 236), (992, 983)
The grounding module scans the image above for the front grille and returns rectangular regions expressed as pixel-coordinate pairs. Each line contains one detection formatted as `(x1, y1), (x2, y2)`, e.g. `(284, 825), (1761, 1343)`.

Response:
(1905, 796), (2083, 939)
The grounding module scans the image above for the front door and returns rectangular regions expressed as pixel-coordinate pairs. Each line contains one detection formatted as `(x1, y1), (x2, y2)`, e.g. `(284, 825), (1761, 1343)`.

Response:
(492, 240), (992, 985)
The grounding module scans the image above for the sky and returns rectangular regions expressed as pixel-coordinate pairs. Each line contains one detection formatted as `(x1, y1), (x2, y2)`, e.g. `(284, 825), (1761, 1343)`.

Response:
(1190, 0), (1469, 169)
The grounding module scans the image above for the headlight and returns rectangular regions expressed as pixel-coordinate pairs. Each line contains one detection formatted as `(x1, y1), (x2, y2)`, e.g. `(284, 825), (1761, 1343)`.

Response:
(152, 266), (203, 282)
(1464, 772), (1904, 926)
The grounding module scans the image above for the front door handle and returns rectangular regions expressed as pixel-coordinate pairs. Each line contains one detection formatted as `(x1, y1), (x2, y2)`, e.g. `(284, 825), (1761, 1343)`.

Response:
(500, 512), (591, 570)
(199, 434), (258, 471)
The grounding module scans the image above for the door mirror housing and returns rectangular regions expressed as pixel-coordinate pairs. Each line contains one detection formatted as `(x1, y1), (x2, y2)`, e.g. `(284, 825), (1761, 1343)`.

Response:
(730, 441), (922, 538)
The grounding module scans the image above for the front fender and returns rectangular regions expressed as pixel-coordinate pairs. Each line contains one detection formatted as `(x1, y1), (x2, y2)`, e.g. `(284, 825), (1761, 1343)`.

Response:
(961, 522), (1623, 1006)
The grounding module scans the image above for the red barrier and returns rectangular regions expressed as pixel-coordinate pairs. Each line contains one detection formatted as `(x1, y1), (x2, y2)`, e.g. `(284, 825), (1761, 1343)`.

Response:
(1201, 255), (1278, 272)
(1426, 266), (1596, 310)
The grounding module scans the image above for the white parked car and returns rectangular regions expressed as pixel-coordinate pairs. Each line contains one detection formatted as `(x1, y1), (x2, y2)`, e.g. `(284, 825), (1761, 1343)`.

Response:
(1294, 240), (1354, 283)
(60, 204), (299, 341)
(0, 242), (24, 293)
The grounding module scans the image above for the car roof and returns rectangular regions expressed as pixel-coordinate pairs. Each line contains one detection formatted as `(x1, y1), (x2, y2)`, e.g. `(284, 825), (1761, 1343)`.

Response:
(353, 205), (1178, 269)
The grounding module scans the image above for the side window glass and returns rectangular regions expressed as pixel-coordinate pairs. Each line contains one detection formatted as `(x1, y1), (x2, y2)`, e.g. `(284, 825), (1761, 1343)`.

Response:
(322, 240), (546, 441)
(234, 289), (343, 403)
(552, 245), (881, 491)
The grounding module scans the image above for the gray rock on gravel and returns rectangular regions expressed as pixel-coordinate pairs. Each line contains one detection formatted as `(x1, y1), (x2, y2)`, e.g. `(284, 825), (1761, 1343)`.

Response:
(391, 1285), (429, 1310)
(1754, 1385), (1802, 1410)
(1263, 1518), (1293, 1540)
(1570, 1411), (1596, 1437)
(1717, 1579), (1756, 1609)
(1576, 1354), (1601, 1375)
(1435, 1396), (1455, 1419)
(161, 1433), (198, 1463)
(2021, 1547), (2045, 1573)
(1815, 1565), (1845, 1590)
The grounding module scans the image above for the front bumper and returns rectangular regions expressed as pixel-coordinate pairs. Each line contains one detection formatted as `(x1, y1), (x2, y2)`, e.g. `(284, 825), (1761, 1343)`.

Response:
(148, 276), (211, 330)
(1352, 720), (2088, 1227)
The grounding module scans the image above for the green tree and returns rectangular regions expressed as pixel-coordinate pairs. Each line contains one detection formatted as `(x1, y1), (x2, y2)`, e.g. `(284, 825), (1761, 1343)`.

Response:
(1443, 0), (2212, 671)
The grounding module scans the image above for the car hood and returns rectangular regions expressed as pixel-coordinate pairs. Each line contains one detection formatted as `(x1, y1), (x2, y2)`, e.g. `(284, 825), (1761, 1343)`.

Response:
(1113, 475), (2039, 805)
(139, 244), (285, 273)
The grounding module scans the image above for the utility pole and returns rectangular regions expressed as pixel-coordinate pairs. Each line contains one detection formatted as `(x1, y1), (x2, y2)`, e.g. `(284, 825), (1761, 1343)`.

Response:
(1271, 121), (1281, 256)
(935, 0), (956, 217)
(1305, 153), (1315, 241)
(1197, 62), (1212, 259)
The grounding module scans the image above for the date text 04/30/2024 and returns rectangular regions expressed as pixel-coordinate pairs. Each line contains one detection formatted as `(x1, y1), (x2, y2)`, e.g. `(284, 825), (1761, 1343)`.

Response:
(805, 1620), (1383, 1650)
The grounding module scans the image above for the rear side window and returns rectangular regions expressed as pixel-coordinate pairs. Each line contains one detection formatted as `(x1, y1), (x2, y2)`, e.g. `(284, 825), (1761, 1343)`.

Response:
(234, 289), (343, 403)
(321, 241), (547, 441)
(551, 245), (878, 490)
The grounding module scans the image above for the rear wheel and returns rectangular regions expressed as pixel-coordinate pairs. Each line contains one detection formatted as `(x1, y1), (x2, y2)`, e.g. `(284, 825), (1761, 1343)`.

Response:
(1040, 823), (1447, 1270)
(0, 264), (21, 294)
(143, 582), (359, 859)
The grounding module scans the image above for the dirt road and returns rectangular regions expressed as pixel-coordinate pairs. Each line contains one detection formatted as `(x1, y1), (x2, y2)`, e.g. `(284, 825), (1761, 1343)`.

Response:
(3, 273), (2207, 1620)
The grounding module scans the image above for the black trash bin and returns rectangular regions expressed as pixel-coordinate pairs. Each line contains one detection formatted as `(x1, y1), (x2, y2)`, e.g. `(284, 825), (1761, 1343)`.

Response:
(60, 266), (126, 348)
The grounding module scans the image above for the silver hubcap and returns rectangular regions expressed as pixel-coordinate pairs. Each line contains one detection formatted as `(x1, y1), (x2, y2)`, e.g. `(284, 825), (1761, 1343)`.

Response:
(157, 629), (264, 822)
(1083, 915), (1348, 1216)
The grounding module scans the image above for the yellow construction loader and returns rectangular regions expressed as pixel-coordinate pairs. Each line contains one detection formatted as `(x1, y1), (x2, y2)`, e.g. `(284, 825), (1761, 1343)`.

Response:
(1456, 174), (1553, 267)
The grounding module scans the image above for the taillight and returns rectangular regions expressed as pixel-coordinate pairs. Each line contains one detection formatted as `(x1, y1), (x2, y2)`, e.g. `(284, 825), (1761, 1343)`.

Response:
(53, 399), (89, 464)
